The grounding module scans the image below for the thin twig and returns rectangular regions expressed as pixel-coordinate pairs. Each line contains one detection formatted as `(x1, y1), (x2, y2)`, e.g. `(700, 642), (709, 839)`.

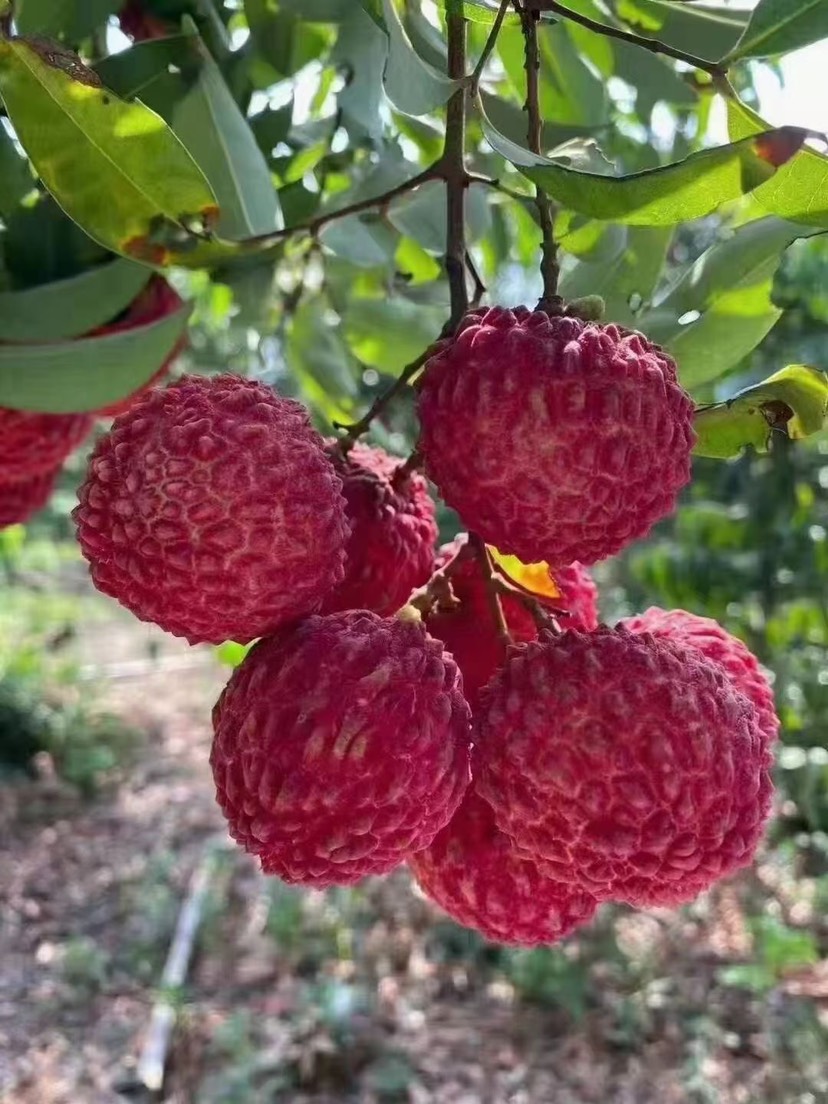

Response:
(392, 446), (423, 487)
(516, 1), (561, 310)
(529, 0), (725, 76)
(466, 250), (487, 308)
(470, 534), (512, 646)
(336, 348), (432, 448)
(243, 164), (441, 247)
(470, 0), (511, 94)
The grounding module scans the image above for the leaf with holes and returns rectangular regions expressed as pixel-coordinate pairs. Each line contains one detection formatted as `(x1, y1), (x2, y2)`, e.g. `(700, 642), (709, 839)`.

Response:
(693, 366), (828, 459)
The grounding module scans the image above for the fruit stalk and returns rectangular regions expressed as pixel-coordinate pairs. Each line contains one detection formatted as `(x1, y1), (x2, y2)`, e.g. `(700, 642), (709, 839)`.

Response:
(516, 1), (561, 310)
(445, 0), (470, 327)
(470, 533), (512, 646)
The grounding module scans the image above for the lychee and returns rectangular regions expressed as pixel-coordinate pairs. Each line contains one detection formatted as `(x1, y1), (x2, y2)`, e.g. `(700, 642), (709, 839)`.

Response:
(119, 0), (174, 40)
(0, 408), (92, 481)
(474, 628), (773, 907)
(620, 607), (779, 746)
(74, 374), (350, 645)
(409, 789), (597, 945)
(424, 535), (597, 705)
(321, 442), (437, 617)
(94, 276), (186, 418)
(417, 307), (695, 566)
(0, 468), (60, 528)
(210, 611), (472, 886)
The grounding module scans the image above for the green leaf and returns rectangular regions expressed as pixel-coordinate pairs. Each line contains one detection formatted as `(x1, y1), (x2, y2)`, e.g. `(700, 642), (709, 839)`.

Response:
(728, 99), (828, 230)
(287, 299), (357, 426)
(244, 0), (331, 77)
(480, 97), (806, 226)
(642, 217), (822, 390)
(559, 226), (670, 327)
(0, 124), (34, 220)
(319, 215), (399, 267)
(726, 0), (828, 61)
(0, 299), (191, 413)
(694, 366), (828, 459)
(612, 0), (748, 61)
(333, 8), (387, 140)
(345, 297), (443, 375)
(97, 26), (282, 241)
(215, 641), (253, 668)
(0, 37), (218, 264)
(16, 0), (120, 42)
(0, 258), (151, 341)
(387, 180), (490, 254)
(380, 0), (460, 116)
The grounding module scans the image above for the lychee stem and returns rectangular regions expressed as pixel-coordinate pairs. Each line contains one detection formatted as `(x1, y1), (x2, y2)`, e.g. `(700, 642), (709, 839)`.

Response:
(514, 1), (562, 312)
(445, 2), (470, 327)
(470, 533), (513, 646)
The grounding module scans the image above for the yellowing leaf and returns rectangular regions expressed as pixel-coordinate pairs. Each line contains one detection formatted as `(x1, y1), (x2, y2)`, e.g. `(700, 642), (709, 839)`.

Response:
(0, 36), (218, 264)
(488, 547), (562, 601)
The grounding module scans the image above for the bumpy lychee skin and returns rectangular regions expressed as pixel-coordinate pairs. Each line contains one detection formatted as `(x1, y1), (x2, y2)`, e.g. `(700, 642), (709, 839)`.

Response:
(119, 0), (173, 40)
(211, 611), (472, 886)
(321, 442), (437, 617)
(474, 628), (773, 907)
(417, 307), (695, 566)
(0, 408), (93, 481)
(410, 789), (597, 945)
(74, 374), (350, 645)
(425, 536), (598, 705)
(0, 468), (60, 528)
(94, 277), (186, 418)
(620, 607), (779, 746)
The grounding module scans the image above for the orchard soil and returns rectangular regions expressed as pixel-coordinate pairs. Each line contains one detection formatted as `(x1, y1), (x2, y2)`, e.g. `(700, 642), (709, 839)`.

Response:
(1, 583), (827, 1102)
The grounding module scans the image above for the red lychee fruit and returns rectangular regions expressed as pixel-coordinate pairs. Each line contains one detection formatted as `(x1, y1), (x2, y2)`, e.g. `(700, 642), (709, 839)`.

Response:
(119, 0), (174, 40)
(474, 628), (773, 908)
(0, 468), (60, 528)
(93, 277), (186, 418)
(320, 442), (437, 617)
(424, 535), (598, 705)
(74, 374), (350, 645)
(0, 408), (93, 481)
(211, 611), (472, 886)
(620, 607), (779, 746)
(409, 789), (597, 945)
(417, 307), (695, 566)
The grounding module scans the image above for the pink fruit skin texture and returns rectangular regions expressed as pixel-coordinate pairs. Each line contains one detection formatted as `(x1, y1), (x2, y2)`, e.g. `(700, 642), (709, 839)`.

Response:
(211, 611), (472, 887)
(410, 789), (597, 946)
(474, 628), (773, 908)
(74, 374), (350, 645)
(0, 467), (60, 528)
(417, 306), (695, 567)
(426, 536), (598, 705)
(620, 607), (779, 746)
(321, 442), (437, 617)
(94, 276), (187, 418)
(0, 409), (92, 481)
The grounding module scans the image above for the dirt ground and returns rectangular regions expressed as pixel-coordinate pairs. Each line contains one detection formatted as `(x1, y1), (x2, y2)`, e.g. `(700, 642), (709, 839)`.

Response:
(2, 612), (828, 1104)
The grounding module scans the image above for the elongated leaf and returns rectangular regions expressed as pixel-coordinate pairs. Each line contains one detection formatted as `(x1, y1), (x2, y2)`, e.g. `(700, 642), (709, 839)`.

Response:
(694, 366), (828, 459)
(0, 259), (151, 342)
(0, 37), (218, 264)
(559, 226), (670, 326)
(16, 0), (120, 42)
(381, 0), (459, 116)
(612, 0), (748, 61)
(97, 27), (281, 241)
(0, 301), (191, 413)
(643, 216), (822, 390)
(728, 99), (828, 229)
(480, 99), (805, 225)
(726, 0), (828, 61)
(345, 297), (443, 375)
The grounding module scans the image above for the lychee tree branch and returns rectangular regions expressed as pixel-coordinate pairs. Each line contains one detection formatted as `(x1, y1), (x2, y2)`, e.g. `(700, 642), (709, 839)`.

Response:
(336, 347), (433, 449)
(470, 0), (511, 95)
(515, 0), (561, 311)
(445, 0), (470, 328)
(532, 0), (726, 78)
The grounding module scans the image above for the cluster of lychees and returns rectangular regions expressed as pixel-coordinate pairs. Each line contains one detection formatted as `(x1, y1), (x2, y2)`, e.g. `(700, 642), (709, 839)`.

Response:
(70, 305), (778, 946)
(0, 277), (184, 529)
